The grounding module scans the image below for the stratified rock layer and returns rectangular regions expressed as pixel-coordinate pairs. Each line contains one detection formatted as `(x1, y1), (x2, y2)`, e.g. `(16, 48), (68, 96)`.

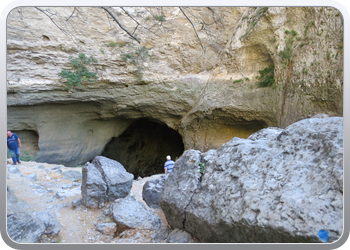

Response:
(159, 116), (343, 243)
(6, 7), (343, 169)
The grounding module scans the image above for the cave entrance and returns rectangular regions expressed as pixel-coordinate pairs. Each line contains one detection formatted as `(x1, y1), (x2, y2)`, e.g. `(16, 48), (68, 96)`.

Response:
(101, 119), (184, 178)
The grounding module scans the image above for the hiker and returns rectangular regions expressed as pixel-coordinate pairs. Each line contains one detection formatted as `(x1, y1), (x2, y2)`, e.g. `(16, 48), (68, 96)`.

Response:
(7, 131), (22, 165)
(164, 155), (175, 175)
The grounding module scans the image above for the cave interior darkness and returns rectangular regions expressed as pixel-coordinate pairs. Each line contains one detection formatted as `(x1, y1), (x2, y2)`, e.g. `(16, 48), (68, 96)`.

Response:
(101, 118), (185, 179)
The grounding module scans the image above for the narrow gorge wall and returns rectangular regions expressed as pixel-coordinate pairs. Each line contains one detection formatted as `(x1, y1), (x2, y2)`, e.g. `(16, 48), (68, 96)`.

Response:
(6, 7), (343, 172)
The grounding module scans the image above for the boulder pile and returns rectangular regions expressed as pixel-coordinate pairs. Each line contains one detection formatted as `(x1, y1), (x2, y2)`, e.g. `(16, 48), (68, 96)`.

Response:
(159, 116), (343, 243)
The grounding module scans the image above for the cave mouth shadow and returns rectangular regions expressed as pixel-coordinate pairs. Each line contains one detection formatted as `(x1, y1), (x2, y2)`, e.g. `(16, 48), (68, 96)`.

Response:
(101, 118), (184, 179)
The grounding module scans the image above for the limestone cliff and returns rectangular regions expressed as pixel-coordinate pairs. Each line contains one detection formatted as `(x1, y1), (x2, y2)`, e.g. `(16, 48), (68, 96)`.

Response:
(6, 7), (343, 173)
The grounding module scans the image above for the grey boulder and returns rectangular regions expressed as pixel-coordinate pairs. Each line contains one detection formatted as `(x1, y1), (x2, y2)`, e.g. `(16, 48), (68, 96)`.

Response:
(7, 187), (45, 243)
(95, 223), (117, 236)
(81, 156), (134, 208)
(32, 211), (61, 235)
(160, 117), (343, 243)
(109, 195), (162, 232)
(92, 156), (134, 201)
(81, 162), (108, 208)
(165, 228), (197, 243)
(7, 211), (46, 243)
(142, 175), (166, 209)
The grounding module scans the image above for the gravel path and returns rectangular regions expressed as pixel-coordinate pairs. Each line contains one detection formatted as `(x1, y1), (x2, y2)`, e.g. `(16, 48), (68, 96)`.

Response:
(6, 159), (168, 243)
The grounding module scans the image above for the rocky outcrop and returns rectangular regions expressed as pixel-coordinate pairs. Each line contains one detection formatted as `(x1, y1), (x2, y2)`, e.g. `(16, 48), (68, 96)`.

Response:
(142, 175), (165, 209)
(81, 156), (134, 208)
(6, 7), (343, 171)
(159, 116), (343, 243)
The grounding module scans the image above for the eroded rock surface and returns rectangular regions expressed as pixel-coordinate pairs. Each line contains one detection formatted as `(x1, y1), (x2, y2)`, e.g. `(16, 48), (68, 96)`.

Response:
(6, 7), (343, 169)
(159, 116), (343, 243)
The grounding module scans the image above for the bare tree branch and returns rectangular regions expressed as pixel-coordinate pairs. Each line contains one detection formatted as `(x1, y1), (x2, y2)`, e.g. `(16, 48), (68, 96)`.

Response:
(119, 7), (162, 38)
(179, 7), (205, 53)
(66, 7), (77, 21)
(101, 7), (140, 44)
(35, 7), (76, 40)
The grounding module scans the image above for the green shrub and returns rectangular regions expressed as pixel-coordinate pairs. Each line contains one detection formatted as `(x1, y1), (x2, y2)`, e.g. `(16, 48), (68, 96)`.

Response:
(58, 53), (98, 90)
(278, 30), (299, 65)
(256, 64), (275, 87)
(233, 79), (243, 83)
(20, 150), (36, 162)
(153, 15), (166, 21)
(279, 46), (293, 61)
(120, 46), (152, 81)
(108, 42), (117, 47)
(199, 162), (205, 174)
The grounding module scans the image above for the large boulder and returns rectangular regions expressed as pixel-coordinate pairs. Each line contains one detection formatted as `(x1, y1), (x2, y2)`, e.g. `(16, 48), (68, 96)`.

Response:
(81, 156), (134, 208)
(159, 117), (343, 243)
(92, 156), (134, 201)
(142, 175), (166, 209)
(159, 150), (202, 229)
(81, 162), (108, 208)
(109, 195), (163, 233)
(7, 210), (46, 243)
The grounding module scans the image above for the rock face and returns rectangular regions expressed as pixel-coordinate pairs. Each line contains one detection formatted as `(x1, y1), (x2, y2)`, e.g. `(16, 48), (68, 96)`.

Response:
(81, 156), (134, 208)
(159, 116), (343, 243)
(6, 7), (343, 172)
(142, 175), (166, 209)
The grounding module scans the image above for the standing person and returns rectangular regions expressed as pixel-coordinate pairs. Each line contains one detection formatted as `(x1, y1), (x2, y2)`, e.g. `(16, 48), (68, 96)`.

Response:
(164, 155), (175, 175)
(7, 131), (22, 165)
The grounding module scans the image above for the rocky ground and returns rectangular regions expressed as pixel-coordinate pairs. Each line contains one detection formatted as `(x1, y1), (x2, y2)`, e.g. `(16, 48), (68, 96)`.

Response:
(6, 159), (169, 243)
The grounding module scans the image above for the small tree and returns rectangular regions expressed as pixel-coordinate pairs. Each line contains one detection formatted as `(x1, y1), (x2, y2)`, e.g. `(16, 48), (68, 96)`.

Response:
(120, 46), (152, 82)
(59, 53), (98, 91)
(256, 64), (275, 87)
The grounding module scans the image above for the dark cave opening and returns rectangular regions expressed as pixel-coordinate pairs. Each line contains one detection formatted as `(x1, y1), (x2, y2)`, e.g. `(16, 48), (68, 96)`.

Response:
(101, 119), (185, 179)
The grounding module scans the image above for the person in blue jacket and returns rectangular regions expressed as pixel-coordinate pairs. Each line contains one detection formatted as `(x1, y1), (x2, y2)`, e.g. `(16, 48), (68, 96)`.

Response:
(7, 131), (22, 165)
(164, 155), (175, 175)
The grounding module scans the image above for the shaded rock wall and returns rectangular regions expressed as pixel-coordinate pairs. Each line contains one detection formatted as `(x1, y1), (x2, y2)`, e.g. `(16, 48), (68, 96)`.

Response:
(7, 7), (343, 169)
